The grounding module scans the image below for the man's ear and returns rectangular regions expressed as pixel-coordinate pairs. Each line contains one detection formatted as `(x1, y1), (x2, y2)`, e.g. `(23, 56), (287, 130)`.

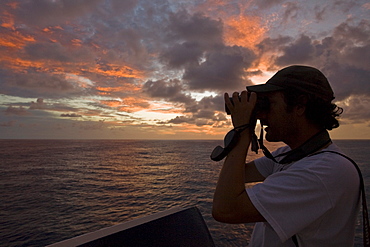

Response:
(295, 95), (308, 116)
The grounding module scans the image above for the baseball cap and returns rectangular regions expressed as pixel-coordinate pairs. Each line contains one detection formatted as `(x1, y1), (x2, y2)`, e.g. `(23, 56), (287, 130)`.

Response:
(246, 65), (334, 101)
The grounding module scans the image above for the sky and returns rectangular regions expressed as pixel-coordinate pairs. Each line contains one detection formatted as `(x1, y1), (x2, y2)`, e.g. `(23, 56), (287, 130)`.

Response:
(0, 0), (369, 140)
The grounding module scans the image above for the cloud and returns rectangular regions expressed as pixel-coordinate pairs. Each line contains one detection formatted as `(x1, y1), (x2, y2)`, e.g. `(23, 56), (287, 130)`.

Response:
(161, 9), (257, 92)
(160, 41), (204, 68)
(282, 2), (299, 23)
(108, 0), (139, 15)
(166, 94), (229, 127)
(183, 45), (256, 91)
(5, 106), (30, 116)
(256, 19), (370, 102)
(185, 94), (225, 114)
(29, 98), (47, 110)
(159, 10), (224, 70)
(12, 0), (103, 27)
(0, 0), (369, 138)
(24, 43), (72, 62)
(313, 4), (328, 21)
(143, 78), (194, 104)
(61, 113), (82, 118)
(254, 0), (285, 9)
(0, 70), (85, 98)
(275, 35), (314, 65)
(339, 95), (370, 124)
(29, 98), (86, 116)
(167, 10), (224, 46)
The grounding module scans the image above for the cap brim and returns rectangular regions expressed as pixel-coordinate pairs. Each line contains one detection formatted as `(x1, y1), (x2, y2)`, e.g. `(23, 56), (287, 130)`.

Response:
(246, 83), (284, 93)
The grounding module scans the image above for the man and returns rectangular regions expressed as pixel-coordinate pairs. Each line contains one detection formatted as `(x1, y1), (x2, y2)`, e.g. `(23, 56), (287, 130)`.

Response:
(212, 65), (360, 246)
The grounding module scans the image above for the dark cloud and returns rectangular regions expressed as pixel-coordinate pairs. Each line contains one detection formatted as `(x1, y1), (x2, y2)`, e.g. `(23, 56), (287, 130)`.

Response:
(167, 10), (224, 46)
(282, 2), (299, 23)
(161, 9), (257, 92)
(24, 43), (72, 62)
(275, 35), (314, 66)
(13, 0), (102, 27)
(160, 41), (204, 68)
(22, 41), (95, 64)
(333, 20), (370, 45)
(29, 98), (47, 110)
(167, 94), (228, 126)
(183, 45), (256, 92)
(28, 98), (79, 113)
(325, 65), (370, 101)
(0, 69), (92, 98)
(318, 20), (370, 100)
(333, 0), (359, 13)
(144, 79), (182, 97)
(61, 113), (82, 118)
(143, 79), (194, 104)
(168, 115), (214, 127)
(314, 4), (328, 21)
(5, 106), (30, 116)
(168, 115), (190, 124)
(257, 19), (370, 102)
(167, 112), (228, 127)
(159, 9), (224, 70)
(185, 95), (225, 114)
(254, 0), (286, 9)
(109, 0), (139, 15)
(256, 36), (293, 68)
(339, 95), (370, 124)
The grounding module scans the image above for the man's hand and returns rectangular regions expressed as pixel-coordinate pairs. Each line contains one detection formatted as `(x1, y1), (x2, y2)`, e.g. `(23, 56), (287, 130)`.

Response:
(224, 91), (257, 128)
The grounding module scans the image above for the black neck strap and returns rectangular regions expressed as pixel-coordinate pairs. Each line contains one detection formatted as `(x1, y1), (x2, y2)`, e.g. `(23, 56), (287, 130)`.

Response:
(253, 128), (331, 164)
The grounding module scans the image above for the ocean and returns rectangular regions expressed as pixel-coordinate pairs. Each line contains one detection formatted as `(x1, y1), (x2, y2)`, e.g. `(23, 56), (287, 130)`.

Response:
(1, 139), (369, 247)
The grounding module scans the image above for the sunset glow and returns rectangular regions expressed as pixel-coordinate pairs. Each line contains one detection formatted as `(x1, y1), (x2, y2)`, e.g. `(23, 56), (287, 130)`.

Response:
(1, 0), (369, 139)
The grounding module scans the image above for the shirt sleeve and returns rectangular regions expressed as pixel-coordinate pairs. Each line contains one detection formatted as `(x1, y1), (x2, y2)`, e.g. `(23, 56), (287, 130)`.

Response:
(253, 145), (291, 177)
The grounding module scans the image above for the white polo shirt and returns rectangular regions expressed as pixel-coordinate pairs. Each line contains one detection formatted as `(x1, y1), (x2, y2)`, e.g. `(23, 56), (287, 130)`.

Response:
(246, 143), (360, 247)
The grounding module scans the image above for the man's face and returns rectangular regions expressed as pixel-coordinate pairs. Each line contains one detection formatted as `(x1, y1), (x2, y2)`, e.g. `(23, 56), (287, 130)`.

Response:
(256, 91), (297, 143)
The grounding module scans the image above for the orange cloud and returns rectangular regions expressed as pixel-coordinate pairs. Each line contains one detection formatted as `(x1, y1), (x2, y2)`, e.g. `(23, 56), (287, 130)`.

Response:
(0, 7), (16, 29)
(42, 26), (64, 33)
(0, 14), (146, 87)
(94, 63), (145, 79)
(100, 100), (122, 108)
(96, 85), (141, 96)
(118, 97), (150, 113)
(1, 56), (45, 72)
(194, 0), (266, 51)
(2, 55), (83, 77)
(0, 30), (35, 48)
(71, 39), (82, 46)
(123, 97), (146, 106)
(6, 2), (19, 9)
(223, 15), (266, 50)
